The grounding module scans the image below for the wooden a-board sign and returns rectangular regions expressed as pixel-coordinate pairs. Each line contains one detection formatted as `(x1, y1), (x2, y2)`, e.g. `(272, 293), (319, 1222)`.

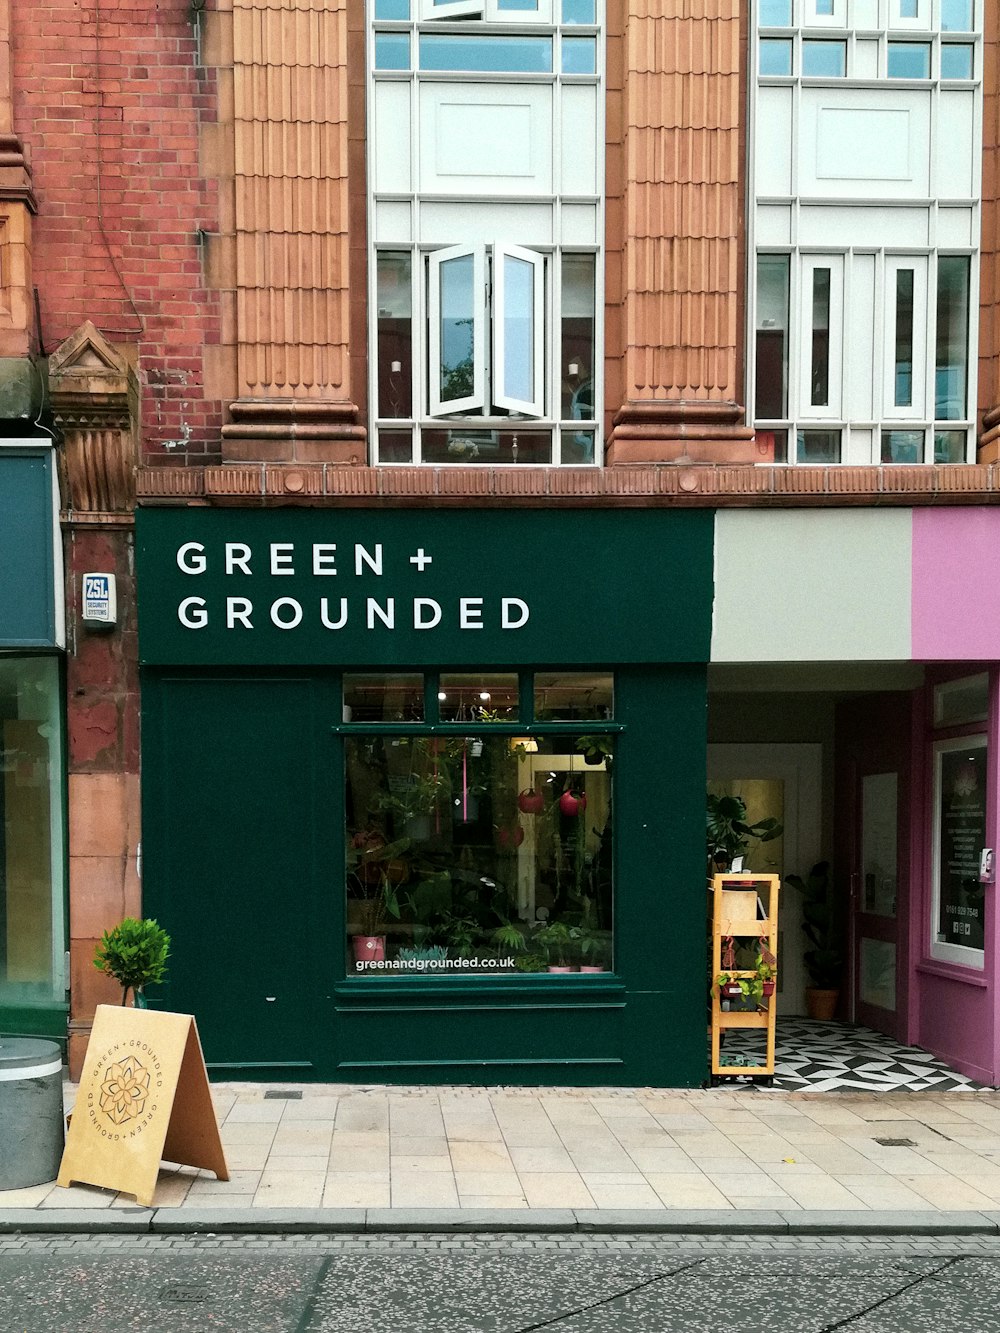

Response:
(58, 1005), (229, 1206)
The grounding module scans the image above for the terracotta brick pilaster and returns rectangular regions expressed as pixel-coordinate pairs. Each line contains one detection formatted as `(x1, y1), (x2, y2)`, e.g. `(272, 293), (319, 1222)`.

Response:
(224, 0), (363, 462)
(0, 0), (35, 360)
(978, 3), (1000, 462)
(606, 0), (753, 465)
(49, 322), (140, 1077)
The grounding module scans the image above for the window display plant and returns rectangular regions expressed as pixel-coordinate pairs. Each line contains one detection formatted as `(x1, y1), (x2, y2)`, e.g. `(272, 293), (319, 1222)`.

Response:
(346, 834), (406, 942)
(706, 792), (782, 875)
(533, 920), (582, 971)
(93, 916), (170, 1008)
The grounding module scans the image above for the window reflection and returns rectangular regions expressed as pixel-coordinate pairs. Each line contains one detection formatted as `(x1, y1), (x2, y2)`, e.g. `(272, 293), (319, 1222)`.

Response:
(0, 658), (64, 1007)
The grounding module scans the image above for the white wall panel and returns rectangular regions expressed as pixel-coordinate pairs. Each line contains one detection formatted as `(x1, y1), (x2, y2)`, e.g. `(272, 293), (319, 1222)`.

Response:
(797, 205), (928, 247)
(559, 203), (598, 244)
(936, 92), (976, 199)
(937, 207), (974, 247)
(756, 87), (793, 197)
(418, 84), (552, 195)
(559, 85), (597, 196)
(374, 83), (412, 193)
(374, 200), (412, 242)
(711, 511), (913, 663)
(801, 90), (930, 198)
(756, 205), (792, 244)
(418, 201), (552, 245)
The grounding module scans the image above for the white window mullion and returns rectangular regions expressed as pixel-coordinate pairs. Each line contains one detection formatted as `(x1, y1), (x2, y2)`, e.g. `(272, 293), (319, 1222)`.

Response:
(493, 244), (545, 417)
(428, 244), (486, 416)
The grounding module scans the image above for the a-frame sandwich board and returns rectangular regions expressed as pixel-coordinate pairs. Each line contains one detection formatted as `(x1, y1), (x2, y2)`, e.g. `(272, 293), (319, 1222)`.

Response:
(58, 1004), (229, 1207)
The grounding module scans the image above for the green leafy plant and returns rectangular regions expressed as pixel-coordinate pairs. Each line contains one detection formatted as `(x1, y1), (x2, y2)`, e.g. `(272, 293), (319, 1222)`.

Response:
(575, 735), (613, 766)
(93, 917), (170, 1007)
(533, 920), (581, 967)
(706, 793), (782, 875)
(493, 922), (528, 954)
(784, 860), (842, 990)
(515, 952), (548, 973)
(346, 836), (407, 937)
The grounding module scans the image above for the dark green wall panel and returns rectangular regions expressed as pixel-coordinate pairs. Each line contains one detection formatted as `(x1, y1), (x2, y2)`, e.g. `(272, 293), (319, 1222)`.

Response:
(141, 661), (709, 1087)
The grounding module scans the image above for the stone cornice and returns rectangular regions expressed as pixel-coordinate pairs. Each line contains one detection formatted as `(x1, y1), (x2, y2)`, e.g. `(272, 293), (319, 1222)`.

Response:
(136, 463), (1000, 508)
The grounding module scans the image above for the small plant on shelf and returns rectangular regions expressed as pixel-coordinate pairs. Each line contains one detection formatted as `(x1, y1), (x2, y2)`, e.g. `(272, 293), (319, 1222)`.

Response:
(715, 972), (743, 999)
(755, 955), (777, 997)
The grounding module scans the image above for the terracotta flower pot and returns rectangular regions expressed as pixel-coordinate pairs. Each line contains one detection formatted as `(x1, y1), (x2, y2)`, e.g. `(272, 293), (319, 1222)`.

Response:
(761, 980), (776, 997)
(805, 987), (839, 1021)
(352, 935), (386, 963)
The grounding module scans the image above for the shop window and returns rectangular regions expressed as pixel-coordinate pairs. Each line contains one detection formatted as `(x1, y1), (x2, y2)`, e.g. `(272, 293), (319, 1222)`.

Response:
(344, 674), (424, 722)
(755, 256), (790, 421)
(439, 673), (519, 721)
(887, 41), (931, 78)
(343, 673), (615, 977)
(941, 0), (973, 31)
(759, 0), (792, 24)
(0, 657), (65, 1010)
(802, 40), (846, 76)
(534, 671), (612, 720)
(930, 735), (987, 965)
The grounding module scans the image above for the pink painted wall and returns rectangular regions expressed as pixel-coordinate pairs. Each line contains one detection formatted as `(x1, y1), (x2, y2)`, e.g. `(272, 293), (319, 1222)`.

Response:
(912, 509), (1000, 660)
(907, 671), (1000, 1086)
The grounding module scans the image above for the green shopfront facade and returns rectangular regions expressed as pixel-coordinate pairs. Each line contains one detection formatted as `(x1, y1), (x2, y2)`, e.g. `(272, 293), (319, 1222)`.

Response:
(137, 507), (713, 1086)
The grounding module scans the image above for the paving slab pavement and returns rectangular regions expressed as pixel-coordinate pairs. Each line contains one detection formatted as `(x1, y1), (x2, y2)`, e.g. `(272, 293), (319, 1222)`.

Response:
(6, 1082), (1000, 1234)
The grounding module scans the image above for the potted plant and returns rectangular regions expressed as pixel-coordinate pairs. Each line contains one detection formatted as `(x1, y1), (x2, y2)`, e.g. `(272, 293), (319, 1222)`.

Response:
(755, 955), (777, 997)
(575, 735), (613, 766)
(784, 860), (842, 1020)
(93, 917), (170, 1008)
(706, 792), (782, 875)
(347, 835), (406, 961)
(715, 972), (743, 1000)
(534, 921), (581, 972)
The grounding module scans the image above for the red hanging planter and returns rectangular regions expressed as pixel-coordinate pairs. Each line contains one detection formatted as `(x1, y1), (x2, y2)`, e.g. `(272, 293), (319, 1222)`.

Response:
(496, 824), (525, 850)
(518, 789), (544, 815)
(559, 790), (587, 817)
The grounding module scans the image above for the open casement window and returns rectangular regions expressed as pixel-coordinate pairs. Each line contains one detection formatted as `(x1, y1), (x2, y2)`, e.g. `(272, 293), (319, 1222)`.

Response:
(420, 0), (552, 21)
(493, 245), (545, 417)
(428, 245), (486, 416)
(427, 243), (546, 420)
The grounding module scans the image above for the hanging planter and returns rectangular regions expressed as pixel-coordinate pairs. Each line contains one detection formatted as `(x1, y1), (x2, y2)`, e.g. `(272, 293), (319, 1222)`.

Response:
(518, 789), (544, 815)
(559, 789), (587, 817)
(496, 824), (525, 850)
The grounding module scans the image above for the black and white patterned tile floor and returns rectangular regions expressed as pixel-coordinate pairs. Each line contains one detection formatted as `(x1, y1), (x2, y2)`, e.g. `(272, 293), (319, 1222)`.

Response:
(719, 1018), (990, 1093)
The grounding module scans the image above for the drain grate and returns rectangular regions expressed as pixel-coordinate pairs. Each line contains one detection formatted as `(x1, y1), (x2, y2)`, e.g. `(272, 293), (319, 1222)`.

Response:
(264, 1089), (303, 1100)
(159, 1285), (209, 1303)
(874, 1136), (916, 1147)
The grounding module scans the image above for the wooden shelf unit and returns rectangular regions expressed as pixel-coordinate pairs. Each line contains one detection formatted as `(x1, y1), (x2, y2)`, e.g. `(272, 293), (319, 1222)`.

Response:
(710, 872), (780, 1082)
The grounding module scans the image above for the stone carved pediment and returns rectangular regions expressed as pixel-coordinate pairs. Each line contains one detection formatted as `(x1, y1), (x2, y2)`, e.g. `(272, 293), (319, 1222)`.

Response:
(49, 321), (130, 383)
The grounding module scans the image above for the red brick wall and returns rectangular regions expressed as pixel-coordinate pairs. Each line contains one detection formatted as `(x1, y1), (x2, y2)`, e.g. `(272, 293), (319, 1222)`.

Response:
(13, 0), (223, 460)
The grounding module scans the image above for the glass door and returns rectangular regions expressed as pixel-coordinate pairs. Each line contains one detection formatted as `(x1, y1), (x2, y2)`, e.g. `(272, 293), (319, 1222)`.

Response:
(855, 771), (900, 1032)
(838, 693), (912, 1040)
